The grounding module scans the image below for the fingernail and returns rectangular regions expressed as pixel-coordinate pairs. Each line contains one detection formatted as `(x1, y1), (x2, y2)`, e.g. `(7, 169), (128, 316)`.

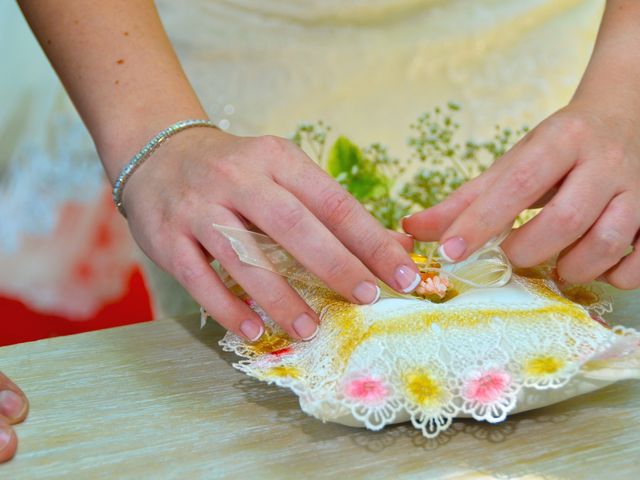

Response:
(239, 320), (264, 342)
(437, 236), (467, 263)
(401, 215), (412, 230)
(352, 281), (380, 304)
(0, 390), (25, 420)
(293, 313), (319, 341)
(395, 265), (421, 293)
(0, 426), (11, 452)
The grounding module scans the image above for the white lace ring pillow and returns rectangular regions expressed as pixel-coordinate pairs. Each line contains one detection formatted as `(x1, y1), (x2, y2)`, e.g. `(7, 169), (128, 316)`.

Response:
(212, 271), (640, 439)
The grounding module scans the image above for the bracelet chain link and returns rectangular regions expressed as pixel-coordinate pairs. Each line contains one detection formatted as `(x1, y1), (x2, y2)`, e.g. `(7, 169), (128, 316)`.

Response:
(112, 119), (218, 218)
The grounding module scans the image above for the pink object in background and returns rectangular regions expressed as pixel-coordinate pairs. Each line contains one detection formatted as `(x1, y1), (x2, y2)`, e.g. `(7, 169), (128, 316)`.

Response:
(0, 187), (140, 319)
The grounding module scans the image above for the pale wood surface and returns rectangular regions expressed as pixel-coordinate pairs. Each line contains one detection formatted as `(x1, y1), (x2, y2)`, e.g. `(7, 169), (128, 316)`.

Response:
(1, 307), (639, 480)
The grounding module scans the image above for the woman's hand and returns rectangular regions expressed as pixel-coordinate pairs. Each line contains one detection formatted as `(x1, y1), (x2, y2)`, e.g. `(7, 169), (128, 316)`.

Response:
(0, 372), (29, 463)
(405, 0), (640, 290)
(18, 1), (419, 342)
(124, 128), (419, 341)
(404, 103), (640, 289)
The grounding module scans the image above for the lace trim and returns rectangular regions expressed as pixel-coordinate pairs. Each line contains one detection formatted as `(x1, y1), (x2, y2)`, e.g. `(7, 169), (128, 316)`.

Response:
(209, 278), (640, 439)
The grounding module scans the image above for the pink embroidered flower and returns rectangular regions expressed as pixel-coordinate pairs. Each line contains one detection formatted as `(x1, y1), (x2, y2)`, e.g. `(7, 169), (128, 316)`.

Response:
(344, 377), (389, 406)
(463, 370), (511, 404)
(416, 275), (450, 299)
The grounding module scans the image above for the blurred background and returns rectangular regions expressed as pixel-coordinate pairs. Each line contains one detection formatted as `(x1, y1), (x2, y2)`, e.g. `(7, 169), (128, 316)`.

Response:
(0, 3), (152, 346)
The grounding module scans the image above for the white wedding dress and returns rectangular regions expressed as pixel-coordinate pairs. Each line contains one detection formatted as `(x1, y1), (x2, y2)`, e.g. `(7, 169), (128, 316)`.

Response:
(4, 0), (636, 324)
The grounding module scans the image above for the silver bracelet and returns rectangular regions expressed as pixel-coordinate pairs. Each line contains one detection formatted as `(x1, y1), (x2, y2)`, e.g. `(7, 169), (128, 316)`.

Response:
(112, 119), (219, 218)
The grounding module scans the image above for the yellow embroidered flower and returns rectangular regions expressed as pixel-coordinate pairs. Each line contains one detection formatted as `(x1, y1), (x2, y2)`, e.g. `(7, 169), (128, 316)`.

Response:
(526, 355), (564, 376)
(248, 329), (291, 355)
(403, 369), (443, 407)
(266, 365), (300, 379)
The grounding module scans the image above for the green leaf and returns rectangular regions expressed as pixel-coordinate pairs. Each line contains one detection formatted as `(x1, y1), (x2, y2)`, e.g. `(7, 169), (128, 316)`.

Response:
(325, 136), (391, 202)
(326, 136), (363, 177)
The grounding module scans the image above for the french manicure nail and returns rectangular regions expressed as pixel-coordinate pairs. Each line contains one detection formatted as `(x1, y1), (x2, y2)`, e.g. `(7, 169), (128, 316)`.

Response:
(0, 427), (11, 452)
(437, 236), (467, 263)
(395, 265), (421, 293)
(240, 320), (264, 342)
(0, 390), (25, 420)
(293, 313), (319, 341)
(352, 281), (381, 305)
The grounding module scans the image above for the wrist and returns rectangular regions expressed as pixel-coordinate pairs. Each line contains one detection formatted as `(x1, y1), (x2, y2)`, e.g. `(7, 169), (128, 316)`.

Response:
(96, 103), (210, 185)
(119, 125), (234, 220)
(111, 119), (221, 217)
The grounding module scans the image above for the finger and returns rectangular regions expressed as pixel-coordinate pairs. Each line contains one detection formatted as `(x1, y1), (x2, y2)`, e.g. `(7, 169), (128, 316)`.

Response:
(194, 207), (320, 341)
(437, 132), (575, 262)
(235, 180), (385, 302)
(503, 164), (617, 268)
(387, 230), (414, 252)
(0, 372), (28, 425)
(167, 237), (265, 341)
(605, 229), (640, 290)
(274, 155), (420, 293)
(401, 133), (532, 241)
(555, 192), (638, 284)
(401, 175), (491, 241)
(0, 421), (17, 464)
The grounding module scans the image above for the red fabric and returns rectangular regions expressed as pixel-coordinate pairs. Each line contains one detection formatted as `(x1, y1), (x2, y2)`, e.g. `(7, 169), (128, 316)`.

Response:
(0, 267), (153, 347)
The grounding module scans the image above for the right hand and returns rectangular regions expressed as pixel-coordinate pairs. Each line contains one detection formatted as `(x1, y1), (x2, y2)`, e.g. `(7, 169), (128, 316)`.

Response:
(0, 372), (29, 463)
(123, 128), (420, 342)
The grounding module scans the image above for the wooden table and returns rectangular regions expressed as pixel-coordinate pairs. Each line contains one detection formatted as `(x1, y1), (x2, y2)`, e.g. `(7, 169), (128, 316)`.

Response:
(2, 302), (640, 479)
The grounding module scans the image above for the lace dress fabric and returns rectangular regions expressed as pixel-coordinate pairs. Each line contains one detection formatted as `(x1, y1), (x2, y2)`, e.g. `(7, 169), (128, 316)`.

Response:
(0, 0), (617, 319)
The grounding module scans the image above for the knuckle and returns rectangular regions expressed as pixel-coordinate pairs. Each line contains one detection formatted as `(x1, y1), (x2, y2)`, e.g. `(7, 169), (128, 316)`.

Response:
(177, 193), (198, 215)
(264, 288), (290, 311)
(172, 255), (208, 289)
(367, 235), (395, 264)
(549, 202), (584, 233)
(211, 157), (242, 182)
(273, 202), (306, 234)
(324, 255), (350, 284)
(553, 114), (589, 141)
(608, 199), (635, 224)
(593, 228), (629, 258)
(474, 209), (496, 232)
(259, 135), (289, 155)
(603, 144), (626, 167)
(509, 164), (538, 194)
(319, 188), (358, 227)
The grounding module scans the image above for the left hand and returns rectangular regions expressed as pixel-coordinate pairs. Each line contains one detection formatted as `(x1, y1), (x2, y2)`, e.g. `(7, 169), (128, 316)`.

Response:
(0, 372), (29, 463)
(403, 103), (640, 289)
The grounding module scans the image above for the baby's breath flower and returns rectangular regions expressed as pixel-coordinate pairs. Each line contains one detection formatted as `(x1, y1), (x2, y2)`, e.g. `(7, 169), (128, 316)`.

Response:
(291, 105), (528, 231)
